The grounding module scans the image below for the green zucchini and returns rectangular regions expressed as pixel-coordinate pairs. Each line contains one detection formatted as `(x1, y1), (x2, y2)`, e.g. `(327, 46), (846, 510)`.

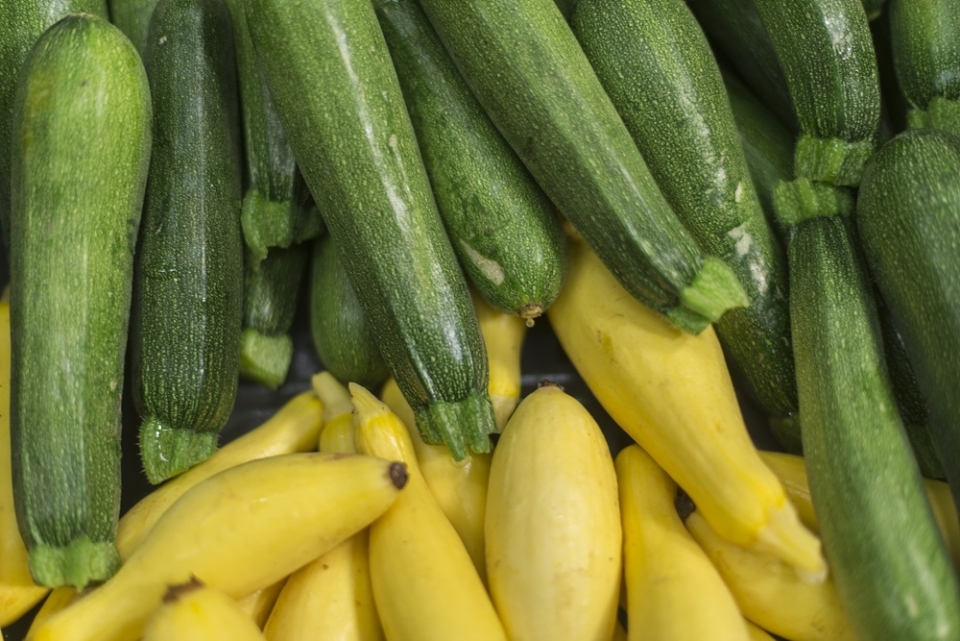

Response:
(889, 0), (960, 136)
(239, 243), (309, 390)
(373, 0), (567, 320)
(10, 14), (151, 588)
(310, 233), (389, 390)
(787, 212), (960, 640)
(132, 0), (243, 484)
(245, 0), (495, 459)
(686, 0), (796, 131)
(857, 129), (960, 515)
(571, 0), (795, 422)
(754, 0), (881, 187)
(876, 292), (945, 480)
(107, 0), (159, 55)
(0, 0), (108, 258)
(862, 0), (887, 21)
(415, 0), (748, 335)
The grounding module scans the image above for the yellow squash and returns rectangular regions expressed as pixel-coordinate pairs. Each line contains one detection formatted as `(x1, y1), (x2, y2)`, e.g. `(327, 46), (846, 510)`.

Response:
(616, 445), (747, 641)
(142, 581), (266, 641)
(0, 301), (49, 626)
(613, 620), (627, 641)
(263, 409), (383, 641)
(759, 450), (960, 570)
(685, 511), (856, 641)
(380, 377), (490, 581)
(312, 371), (353, 424)
(547, 239), (823, 576)
(28, 452), (407, 641)
(26, 586), (80, 637)
(116, 391), (324, 557)
(472, 289), (526, 431)
(352, 383), (506, 641)
(234, 580), (285, 629)
(745, 621), (775, 641)
(486, 384), (620, 641)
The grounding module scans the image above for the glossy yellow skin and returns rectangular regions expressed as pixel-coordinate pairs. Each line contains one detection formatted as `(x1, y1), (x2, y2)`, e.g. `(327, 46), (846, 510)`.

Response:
(472, 289), (526, 431)
(26, 586), (80, 637)
(117, 391), (324, 557)
(616, 445), (747, 641)
(312, 371), (353, 424)
(486, 385), (620, 641)
(686, 511), (856, 641)
(745, 620), (775, 641)
(263, 410), (384, 641)
(547, 239), (823, 577)
(759, 450), (960, 571)
(143, 583), (266, 641)
(0, 302), (49, 625)
(380, 377), (490, 581)
(234, 580), (285, 629)
(352, 384), (506, 641)
(28, 452), (405, 641)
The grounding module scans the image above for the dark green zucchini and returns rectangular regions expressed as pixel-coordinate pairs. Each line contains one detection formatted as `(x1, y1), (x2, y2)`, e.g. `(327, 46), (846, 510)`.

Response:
(686, 0), (796, 131)
(754, 0), (881, 187)
(571, 0), (795, 422)
(858, 129), (960, 515)
(0, 0), (108, 258)
(132, 0), (243, 484)
(246, 0), (494, 459)
(107, 0), (159, 55)
(414, 0), (748, 335)
(788, 211), (960, 640)
(310, 233), (389, 390)
(10, 14), (151, 588)
(889, 0), (960, 136)
(373, 0), (567, 321)
(862, 0), (887, 21)
(876, 292), (945, 480)
(239, 243), (309, 390)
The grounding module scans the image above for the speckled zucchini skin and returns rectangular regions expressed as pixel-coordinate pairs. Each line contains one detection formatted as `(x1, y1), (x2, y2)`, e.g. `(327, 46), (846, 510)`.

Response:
(789, 213), (960, 641)
(858, 129), (960, 515)
(754, 0), (881, 186)
(889, 0), (960, 136)
(245, 0), (495, 460)
(414, 0), (748, 335)
(131, 0), (243, 484)
(0, 0), (108, 258)
(572, 0), (796, 421)
(309, 234), (389, 390)
(373, 0), (566, 320)
(108, 0), (160, 54)
(10, 15), (151, 588)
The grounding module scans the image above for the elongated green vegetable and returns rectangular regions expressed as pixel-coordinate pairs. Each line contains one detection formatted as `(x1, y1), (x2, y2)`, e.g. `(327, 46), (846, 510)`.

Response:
(858, 129), (960, 515)
(374, 0), (566, 320)
(132, 0), (243, 484)
(10, 14), (151, 588)
(245, 0), (495, 459)
(107, 0), (160, 55)
(754, 0), (881, 188)
(0, 0), (108, 258)
(415, 0), (748, 335)
(786, 210), (960, 640)
(309, 234), (389, 389)
(572, 0), (795, 423)
(889, 0), (960, 136)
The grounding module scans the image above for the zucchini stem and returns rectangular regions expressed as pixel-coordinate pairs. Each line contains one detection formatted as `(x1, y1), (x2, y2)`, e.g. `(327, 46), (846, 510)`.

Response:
(139, 418), (219, 485)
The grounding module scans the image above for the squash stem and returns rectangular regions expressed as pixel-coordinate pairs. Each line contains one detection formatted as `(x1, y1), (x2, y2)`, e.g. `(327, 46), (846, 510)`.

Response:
(139, 419), (218, 485)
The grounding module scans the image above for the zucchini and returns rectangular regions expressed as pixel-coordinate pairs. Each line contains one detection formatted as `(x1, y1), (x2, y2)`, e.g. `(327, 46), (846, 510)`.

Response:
(107, 0), (159, 55)
(889, 0), (960, 136)
(246, 0), (495, 459)
(787, 211), (960, 640)
(373, 0), (567, 321)
(857, 129), (960, 515)
(309, 233), (389, 390)
(239, 243), (309, 390)
(415, 0), (748, 335)
(10, 14), (151, 588)
(754, 0), (881, 187)
(132, 0), (244, 484)
(685, 0), (796, 131)
(571, 0), (795, 422)
(0, 0), (108, 258)
(877, 293), (945, 480)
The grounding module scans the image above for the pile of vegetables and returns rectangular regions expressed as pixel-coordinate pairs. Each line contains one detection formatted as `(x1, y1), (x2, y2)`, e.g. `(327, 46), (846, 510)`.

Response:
(1, 0), (960, 638)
